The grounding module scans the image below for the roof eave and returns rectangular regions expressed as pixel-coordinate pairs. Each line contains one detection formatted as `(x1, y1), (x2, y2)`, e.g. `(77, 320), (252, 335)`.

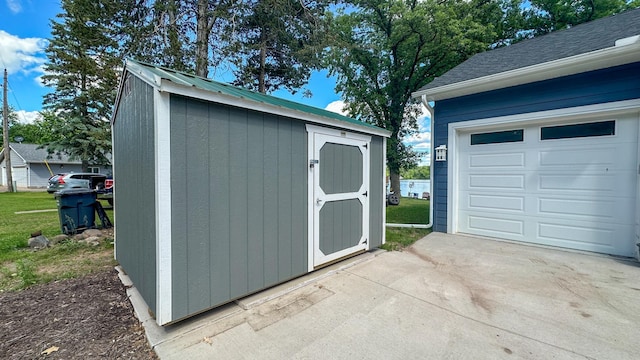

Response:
(412, 40), (640, 102)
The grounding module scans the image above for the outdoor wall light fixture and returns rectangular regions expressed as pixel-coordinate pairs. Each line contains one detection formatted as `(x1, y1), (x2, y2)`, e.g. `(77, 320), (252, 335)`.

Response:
(435, 145), (447, 161)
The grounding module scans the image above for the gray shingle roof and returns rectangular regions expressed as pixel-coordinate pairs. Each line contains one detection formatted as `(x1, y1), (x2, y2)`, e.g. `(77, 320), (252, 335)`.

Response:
(4, 143), (80, 164)
(418, 7), (640, 92)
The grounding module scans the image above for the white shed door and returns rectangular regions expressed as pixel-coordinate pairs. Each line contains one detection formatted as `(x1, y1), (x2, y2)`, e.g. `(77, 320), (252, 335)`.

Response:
(307, 125), (370, 268)
(457, 115), (638, 257)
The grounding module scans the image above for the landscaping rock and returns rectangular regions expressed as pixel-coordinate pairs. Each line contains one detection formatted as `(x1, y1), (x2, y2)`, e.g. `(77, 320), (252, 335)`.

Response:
(30, 230), (42, 238)
(50, 234), (69, 245)
(28, 235), (49, 250)
(83, 236), (102, 246)
(73, 234), (85, 241)
(83, 229), (103, 238)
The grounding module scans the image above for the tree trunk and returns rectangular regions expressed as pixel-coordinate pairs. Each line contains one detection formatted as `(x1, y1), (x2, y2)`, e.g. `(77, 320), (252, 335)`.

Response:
(389, 170), (401, 196)
(167, 0), (182, 69)
(195, 0), (209, 77)
(258, 31), (267, 93)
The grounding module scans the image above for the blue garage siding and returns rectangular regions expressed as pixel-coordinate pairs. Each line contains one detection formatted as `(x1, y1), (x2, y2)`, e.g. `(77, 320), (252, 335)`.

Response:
(431, 61), (640, 232)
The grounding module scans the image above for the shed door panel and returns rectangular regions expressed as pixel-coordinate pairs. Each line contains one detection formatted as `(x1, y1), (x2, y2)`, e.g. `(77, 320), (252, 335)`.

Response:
(312, 131), (370, 267)
(456, 115), (638, 257)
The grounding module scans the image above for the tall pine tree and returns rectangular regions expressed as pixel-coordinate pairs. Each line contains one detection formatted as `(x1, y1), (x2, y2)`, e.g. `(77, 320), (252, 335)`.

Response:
(41, 0), (124, 169)
(226, 0), (328, 94)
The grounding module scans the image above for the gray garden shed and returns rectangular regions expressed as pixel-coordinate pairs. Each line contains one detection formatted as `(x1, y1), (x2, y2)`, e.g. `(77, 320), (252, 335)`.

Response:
(111, 59), (390, 325)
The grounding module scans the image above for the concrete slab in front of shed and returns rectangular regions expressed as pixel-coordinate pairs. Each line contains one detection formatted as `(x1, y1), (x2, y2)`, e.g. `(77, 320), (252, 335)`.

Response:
(123, 233), (640, 360)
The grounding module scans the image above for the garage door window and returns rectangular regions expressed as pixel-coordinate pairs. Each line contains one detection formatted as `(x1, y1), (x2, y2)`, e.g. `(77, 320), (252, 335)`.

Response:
(470, 129), (523, 145)
(541, 120), (615, 140)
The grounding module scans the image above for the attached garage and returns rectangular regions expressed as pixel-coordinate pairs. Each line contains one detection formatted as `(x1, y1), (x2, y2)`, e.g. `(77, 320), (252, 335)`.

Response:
(413, 9), (640, 259)
(111, 59), (389, 325)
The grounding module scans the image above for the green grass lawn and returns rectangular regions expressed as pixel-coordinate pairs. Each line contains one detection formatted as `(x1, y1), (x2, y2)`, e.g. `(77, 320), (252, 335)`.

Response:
(386, 197), (430, 224)
(383, 197), (432, 251)
(0, 192), (429, 291)
(0, 192), (115, 292)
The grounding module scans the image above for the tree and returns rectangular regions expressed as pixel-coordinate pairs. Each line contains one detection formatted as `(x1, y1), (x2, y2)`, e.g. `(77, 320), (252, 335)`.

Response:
(401, 165), (430, 180)
(0, 106), (18, 148)
(507, 0), (639, 41)
(226, 0), (328, 94)
(119, 0), (195, 73)
(325, 0), (503, 193)
(41, 0), (126, 169)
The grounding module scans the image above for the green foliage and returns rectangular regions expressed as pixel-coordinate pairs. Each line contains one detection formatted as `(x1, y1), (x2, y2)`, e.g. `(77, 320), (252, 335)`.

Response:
(15, 259), (38, 288)
(226, 0), (328, 94)
(401, 166), (430, 180)
(41, 0), (126, 168)
(504, 0), (639, 42)
(324, 0), (503, 191)
(119, 0), (196, 73)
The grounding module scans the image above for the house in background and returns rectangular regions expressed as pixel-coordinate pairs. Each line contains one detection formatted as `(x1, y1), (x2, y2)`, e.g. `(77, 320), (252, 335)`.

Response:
(0, 143), (111, 188)
(413, 8), (640, 259)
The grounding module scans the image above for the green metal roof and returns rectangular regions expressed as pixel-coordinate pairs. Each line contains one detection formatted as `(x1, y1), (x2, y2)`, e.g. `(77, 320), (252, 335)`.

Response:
(127, 59), (388, 135)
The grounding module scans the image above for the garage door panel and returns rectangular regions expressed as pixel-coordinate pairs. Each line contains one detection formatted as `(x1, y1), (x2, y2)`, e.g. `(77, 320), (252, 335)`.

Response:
(539, 174), (616, 192)
(469, 152), (525, 168)
(538, 197), (616, 218)
(538, 147), (616, 167)
(468, 175), (524, 189)
(467, 215), (524, 236)
(468, 194), (524, 212)
(457, 116), (637, 257)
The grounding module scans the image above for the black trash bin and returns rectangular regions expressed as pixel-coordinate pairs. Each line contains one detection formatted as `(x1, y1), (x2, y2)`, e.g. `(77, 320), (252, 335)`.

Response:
(55, 189), (97, 234)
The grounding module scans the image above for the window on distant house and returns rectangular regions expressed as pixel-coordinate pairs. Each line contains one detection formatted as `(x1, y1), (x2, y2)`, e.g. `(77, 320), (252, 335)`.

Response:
(88, 167), (100, 174)
(541, 120), (615, 140)
(471, 129), (524, 145)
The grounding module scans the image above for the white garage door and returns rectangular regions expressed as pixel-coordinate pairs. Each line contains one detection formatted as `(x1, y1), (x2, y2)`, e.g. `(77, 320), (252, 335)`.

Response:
(457, 115), (638, 257)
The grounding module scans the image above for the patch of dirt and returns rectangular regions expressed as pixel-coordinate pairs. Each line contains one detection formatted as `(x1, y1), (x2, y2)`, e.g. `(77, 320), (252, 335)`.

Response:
(0, 269), (156, 359)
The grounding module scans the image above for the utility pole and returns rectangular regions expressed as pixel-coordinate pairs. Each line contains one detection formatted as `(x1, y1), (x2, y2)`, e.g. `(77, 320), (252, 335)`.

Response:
(2, 69), (13, 192)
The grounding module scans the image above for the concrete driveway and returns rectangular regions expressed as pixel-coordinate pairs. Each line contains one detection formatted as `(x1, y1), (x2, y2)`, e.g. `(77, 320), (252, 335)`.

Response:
(125, 232), (640, 359)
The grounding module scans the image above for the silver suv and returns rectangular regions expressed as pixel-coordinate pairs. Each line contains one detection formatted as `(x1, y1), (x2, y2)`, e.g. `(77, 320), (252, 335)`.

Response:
(47, 173), (107, 193)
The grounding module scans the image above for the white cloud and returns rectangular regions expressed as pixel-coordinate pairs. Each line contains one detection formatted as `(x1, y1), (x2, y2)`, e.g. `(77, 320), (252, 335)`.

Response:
(324, 100), (349, 116)
(404, 131), (431, 144)
(6, 0), (22, 13)
(0, 30), (47, 76)
(15, 110), (42, 124)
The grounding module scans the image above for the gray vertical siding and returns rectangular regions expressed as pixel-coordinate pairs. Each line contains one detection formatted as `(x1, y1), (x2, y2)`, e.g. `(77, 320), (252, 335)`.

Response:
(368, 136), (384, 247)
(170, 96), (308, 320)
(431, 62), (640, 233)
(113, 75), (157, 314)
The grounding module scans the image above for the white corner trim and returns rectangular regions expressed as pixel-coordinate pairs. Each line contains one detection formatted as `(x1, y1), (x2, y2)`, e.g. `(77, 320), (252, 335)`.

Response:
(306, 126), (315, 272)
(381, 136), (387, 245)
(413, 42), (640, 101)
(444, 98), (640, 235)
(154, 89), (172, 325)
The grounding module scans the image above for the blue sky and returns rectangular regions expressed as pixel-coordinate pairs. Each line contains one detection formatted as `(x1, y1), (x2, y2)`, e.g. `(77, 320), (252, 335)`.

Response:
(1, 0), (430, 164)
